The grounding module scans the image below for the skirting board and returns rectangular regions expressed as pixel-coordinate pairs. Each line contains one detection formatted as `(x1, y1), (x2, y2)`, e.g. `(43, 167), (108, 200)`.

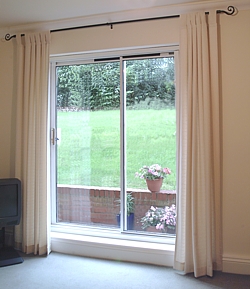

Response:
(51, 232), (175, 267)
(223, 255), (250, 275)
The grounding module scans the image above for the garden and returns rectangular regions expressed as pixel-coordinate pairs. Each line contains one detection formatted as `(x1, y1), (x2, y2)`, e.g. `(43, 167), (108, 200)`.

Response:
(57, 108), (176, 190)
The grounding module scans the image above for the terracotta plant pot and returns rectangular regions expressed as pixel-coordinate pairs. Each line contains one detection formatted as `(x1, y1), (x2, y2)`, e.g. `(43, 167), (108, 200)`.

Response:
(146, 178), (163, 193)
(146, 226), (160, 233)
(167, 226), (176, 234)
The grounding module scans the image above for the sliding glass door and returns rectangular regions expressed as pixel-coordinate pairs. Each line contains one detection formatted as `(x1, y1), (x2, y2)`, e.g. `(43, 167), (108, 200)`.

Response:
(124, 57), (176, 233)
(55, 61), (121, 228)
(51, 51), (176, 235)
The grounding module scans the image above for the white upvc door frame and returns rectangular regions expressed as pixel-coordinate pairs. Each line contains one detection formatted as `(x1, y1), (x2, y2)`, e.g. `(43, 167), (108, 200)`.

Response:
(49, 45), (179, 245)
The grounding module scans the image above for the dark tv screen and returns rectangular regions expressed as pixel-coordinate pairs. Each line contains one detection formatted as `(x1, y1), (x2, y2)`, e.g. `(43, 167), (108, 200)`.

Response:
(0, 184), (18, 218)
(0, 178), (21, 227)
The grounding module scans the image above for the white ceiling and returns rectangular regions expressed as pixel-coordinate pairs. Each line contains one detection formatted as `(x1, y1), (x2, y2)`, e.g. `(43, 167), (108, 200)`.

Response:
(0, 0), (229, 28)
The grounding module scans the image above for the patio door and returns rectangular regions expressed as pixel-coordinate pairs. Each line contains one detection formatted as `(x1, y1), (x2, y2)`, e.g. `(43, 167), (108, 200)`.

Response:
(50, 49), (177, 234)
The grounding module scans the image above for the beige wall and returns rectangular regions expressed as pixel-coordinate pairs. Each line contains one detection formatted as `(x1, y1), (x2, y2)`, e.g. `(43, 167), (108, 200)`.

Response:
(0, 41), (14, 177)
(220, 10), (250, 274)
(0, 10), (249, 274)
(50, 18), (180, 55)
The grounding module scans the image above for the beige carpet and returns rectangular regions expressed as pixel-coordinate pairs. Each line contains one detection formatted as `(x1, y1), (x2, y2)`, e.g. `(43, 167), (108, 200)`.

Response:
(0, 252), (249, 289)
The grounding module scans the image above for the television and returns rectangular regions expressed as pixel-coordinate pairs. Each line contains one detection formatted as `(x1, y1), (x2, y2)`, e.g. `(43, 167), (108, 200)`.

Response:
(0, 178), (23, 267)
(0, 178), (21, 228)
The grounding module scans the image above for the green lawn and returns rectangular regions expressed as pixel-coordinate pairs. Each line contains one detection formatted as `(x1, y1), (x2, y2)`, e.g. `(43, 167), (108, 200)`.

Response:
(57, 109), (176, 190)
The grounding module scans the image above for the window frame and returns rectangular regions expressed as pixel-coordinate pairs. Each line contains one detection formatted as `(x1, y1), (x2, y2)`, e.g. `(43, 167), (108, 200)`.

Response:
(50, 45), (179, 245)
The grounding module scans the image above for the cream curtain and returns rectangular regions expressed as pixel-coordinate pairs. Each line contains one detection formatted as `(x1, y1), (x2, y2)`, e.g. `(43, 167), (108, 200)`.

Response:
(174, 12), (222, 277)
(14, 32), (50, 255)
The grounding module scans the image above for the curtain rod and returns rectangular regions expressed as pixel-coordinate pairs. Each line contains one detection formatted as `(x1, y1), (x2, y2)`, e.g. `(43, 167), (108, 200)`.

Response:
(4, 5), (236, 41)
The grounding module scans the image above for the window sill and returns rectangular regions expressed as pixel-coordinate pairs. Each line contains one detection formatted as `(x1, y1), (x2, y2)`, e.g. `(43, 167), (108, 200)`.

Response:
(51, 226), (175, 267)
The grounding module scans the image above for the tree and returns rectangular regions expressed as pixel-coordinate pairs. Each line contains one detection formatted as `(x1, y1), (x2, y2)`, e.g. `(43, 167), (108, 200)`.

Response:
(56, 57), (175, 110)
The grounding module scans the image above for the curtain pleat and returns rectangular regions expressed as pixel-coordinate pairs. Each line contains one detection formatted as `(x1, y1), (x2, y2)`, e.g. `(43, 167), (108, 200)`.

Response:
(174, 12), (222, 277)
(14, 32), (50, 255)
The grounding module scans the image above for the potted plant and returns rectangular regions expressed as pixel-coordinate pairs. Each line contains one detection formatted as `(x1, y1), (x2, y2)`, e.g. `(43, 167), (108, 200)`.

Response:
(141, 204), (176, 234)
(135, 164), (171, 192)
(115, 192), (135, 230)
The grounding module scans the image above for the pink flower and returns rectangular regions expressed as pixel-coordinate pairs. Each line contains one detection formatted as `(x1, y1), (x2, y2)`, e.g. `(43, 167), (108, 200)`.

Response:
(163, 167), (171, 174)
(156, 223), (164, 230)
(154, 164), (161, 170)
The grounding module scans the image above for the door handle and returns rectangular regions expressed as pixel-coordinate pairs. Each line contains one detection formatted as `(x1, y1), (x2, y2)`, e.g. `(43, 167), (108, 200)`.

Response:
(51, 128), (57, 145)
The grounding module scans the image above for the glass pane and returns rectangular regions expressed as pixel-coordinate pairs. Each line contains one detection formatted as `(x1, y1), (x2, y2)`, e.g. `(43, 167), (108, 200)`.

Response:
(125, 57), (176, 234)
(56, 62), (121, 228)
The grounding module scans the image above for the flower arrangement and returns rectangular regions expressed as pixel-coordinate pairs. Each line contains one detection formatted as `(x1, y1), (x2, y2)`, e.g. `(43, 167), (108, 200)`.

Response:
(141, 204), (176, 232)
(135, 164), (171, 180)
